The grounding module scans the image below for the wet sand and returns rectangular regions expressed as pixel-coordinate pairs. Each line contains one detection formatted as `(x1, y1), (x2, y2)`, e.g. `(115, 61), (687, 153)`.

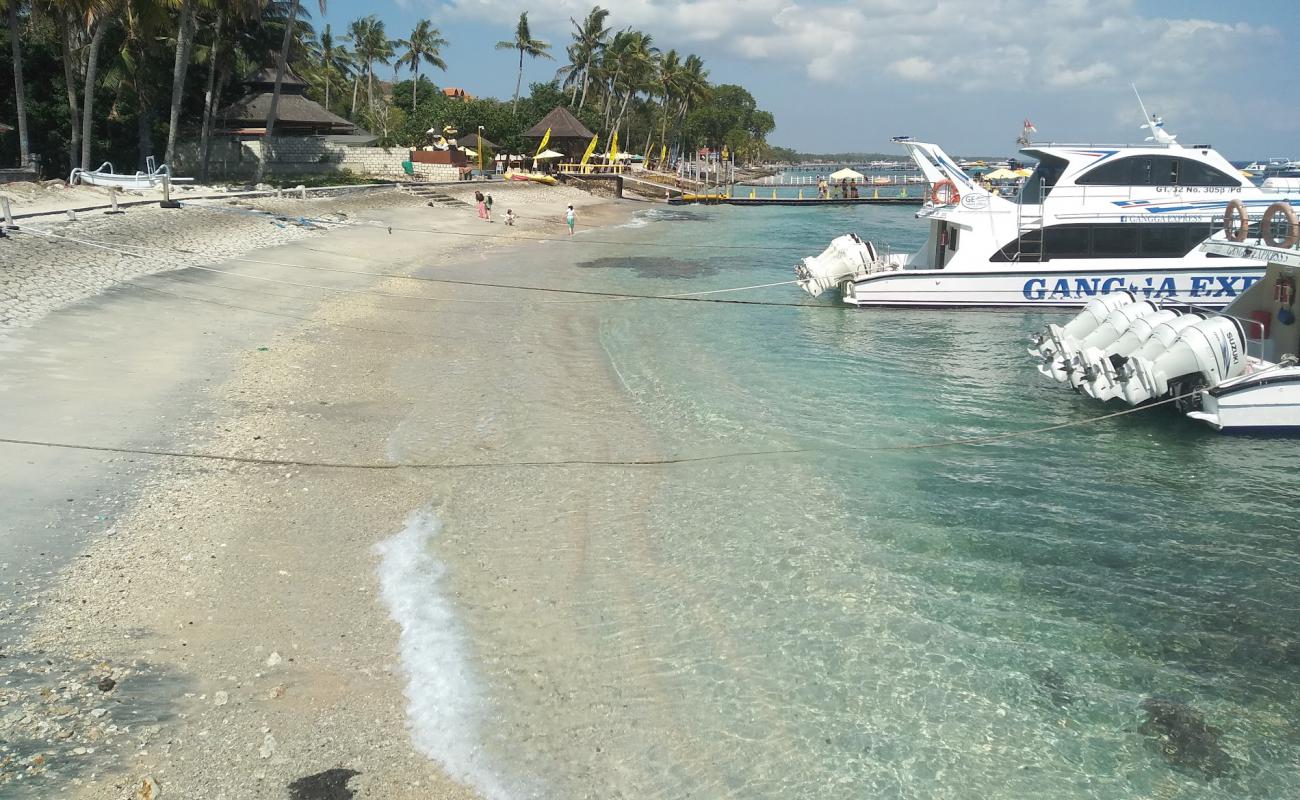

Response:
(0, 183), (640, 798)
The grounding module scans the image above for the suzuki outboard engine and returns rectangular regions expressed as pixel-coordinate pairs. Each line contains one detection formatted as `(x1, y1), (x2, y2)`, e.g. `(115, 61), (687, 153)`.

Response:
(795, 234), (886, 297)
(1070, 310), (1180, 390)
(1083, 313), (1204, 401)
(1039, 300), (1158, 382)
(1031, 291), (1135, 359)
(1119, 316), (1247, 406)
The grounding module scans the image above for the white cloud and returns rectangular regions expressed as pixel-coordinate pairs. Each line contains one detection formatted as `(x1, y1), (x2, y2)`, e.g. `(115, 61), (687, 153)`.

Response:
(438, 0), (1265, 94)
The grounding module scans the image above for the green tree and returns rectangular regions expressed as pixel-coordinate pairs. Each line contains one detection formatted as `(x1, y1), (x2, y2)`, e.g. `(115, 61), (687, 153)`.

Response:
(395, 19), (446, 111)
(495, 11), (550, 114)
(559, 5), (607, 110)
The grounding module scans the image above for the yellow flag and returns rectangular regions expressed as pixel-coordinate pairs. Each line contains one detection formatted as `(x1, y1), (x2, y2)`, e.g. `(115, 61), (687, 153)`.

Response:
(609, 130), (619, 164)
(660, 144), (667, 165)
(535, 127), (551, 158)
(579, 135), (599, 166)
(721, 145), (729, 161)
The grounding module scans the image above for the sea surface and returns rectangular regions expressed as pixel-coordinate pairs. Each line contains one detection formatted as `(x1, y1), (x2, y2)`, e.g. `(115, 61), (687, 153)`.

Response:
(389, 202), (1300, 799)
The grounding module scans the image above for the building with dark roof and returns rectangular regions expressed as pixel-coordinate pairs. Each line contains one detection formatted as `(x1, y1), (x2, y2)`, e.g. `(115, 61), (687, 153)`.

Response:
(523, 107), (595, 159)
(218, 68), (360, 136)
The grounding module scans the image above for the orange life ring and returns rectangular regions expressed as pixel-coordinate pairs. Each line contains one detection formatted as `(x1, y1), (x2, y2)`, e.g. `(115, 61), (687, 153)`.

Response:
(931, 179), (959, 206)
(1222, 199), (1249, 242)
(1261, 202), (1299, 248)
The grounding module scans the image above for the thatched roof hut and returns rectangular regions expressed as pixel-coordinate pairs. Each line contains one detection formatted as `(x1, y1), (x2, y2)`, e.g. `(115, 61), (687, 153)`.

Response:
(457, 132), (497, 151)
(523, 107), (595, 159)
(218, 68), (359, 136)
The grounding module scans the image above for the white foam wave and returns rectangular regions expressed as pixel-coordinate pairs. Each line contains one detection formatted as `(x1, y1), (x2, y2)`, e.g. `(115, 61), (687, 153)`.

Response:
(374, 507), (516, 799)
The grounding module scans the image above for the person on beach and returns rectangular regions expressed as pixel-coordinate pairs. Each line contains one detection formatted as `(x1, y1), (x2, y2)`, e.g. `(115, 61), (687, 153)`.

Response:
(505, 209), (516, 226)
(565, 205), (576, 236)
(474, 190), (486, 219)
(485, 193), (494, 222)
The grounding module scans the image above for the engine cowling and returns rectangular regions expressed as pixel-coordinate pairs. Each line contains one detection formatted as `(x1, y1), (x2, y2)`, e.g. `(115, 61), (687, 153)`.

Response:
(1083, 313), (1204, 401)
(1040, 300), (1158, 383)
(795, 234), (882, 297)
(1071, 310), (1180, 390)
(1120, 316), (1247, 406)
(1032, 291), (1135, 359)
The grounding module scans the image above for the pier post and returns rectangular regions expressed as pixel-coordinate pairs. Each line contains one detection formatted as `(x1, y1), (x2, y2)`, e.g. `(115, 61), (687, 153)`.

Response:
(1, 196), (14, 229)
(67, 209), (76, 222)
(105, 187), (124, 215)
(299, 184), (307, 200)
(160, 174), (181, 209)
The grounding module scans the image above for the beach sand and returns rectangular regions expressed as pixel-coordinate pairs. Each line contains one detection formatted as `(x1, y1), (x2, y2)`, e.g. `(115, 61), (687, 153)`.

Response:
(0, 181), (642, 798)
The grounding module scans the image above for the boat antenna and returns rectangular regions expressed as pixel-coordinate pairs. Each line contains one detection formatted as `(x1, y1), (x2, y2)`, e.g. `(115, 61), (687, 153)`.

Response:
(1132, 84), (1177, 146)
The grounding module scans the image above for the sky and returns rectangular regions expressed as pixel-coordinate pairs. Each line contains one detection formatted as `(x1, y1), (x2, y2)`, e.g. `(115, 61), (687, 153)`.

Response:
(314, 0), (1300, 158)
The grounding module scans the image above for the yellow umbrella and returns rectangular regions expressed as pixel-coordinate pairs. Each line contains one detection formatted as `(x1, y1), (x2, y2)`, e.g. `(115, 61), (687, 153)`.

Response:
(1013, 167), (1034, 178)
(985, 168), (1018, 180)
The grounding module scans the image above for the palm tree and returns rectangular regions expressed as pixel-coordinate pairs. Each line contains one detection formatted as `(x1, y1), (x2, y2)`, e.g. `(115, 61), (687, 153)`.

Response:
(606, 30), (655, 138)
(495, 11), (550, 114)
(314, 23), (352, 111)
(673, 54), (709, 154)
(655, 48), (681, 157)
(396, 19), (447, 111)
(163, 0), (198, 169)
(348, 15), (392, 117)
(3, 0), (31, 168)
(256, 0), (326, 183)
(563, 5), (608, 110)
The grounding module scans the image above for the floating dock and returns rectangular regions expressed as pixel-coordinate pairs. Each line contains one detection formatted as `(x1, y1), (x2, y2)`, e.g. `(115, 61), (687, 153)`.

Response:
(669, 194), (924, 206)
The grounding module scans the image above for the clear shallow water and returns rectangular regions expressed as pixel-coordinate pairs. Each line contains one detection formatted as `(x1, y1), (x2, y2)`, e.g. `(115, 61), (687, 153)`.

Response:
(417, 203), (1300, 798)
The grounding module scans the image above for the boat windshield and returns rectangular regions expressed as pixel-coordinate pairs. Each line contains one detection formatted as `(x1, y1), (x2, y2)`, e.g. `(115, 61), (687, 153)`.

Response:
(1018, 154), (1068, 204)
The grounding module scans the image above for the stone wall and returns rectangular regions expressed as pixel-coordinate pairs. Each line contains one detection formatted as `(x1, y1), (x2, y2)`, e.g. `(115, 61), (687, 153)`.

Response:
(174, 137), (464, 182)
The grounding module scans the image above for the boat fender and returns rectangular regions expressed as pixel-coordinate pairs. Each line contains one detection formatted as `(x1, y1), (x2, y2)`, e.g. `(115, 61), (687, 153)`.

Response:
(930, 179), (959, 206)
(1222, 199), (1249, 242)
(1261, 202), (1299, 248)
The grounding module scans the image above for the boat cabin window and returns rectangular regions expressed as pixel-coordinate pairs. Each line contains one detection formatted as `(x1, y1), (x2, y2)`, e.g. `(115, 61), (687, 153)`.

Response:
(990, 222), (1222, 261)
(1075, 155), (1238, 187)
(1018, 155), (1068, 204)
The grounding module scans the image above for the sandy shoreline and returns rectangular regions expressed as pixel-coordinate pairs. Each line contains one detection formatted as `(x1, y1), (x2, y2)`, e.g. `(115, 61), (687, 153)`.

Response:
(0, 182), (644, 797)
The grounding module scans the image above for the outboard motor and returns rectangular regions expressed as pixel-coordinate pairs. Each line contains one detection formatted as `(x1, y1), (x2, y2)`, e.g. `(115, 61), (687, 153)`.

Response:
(1119, 316), (1247, 406)
(795, 234), (886, 297)
(1070, 310), (1180, 390)
(1039, 301), (1158, 382)
(1083, 313), (1203, 401)
(1031, 291), (1135, 359)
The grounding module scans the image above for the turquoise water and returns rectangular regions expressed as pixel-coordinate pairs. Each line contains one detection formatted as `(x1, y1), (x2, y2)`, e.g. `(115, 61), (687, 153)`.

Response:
(441, 204), (1300, 798)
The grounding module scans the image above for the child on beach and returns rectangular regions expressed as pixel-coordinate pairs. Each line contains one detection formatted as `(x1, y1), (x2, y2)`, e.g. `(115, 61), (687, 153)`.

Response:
(485, 193), (494, 222)
(564, 205), (576, 236)
(504, 209), (516, 226)
(474, 190), (486, 219)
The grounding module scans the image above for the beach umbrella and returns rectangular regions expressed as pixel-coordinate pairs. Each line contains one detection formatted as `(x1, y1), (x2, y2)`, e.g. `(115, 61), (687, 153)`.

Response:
(462, 148), (477, 157)
(985, 167), (1018, 180)
(1013, 167), (1034, 178)
(534, 149), (564, 160)
(828, 167), (865, 181)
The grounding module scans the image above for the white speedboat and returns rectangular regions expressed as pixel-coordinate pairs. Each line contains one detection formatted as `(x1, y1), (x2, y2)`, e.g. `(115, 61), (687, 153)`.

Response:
(796, 114), (1300, 308)
(1029, 202), (1299, 432)
(69, 158), (192, 190)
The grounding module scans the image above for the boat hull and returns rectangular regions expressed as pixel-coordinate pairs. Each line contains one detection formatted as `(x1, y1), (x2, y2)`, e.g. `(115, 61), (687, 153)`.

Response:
(840, 263), (1264, 309)
(1187, 369), (1300, 430)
